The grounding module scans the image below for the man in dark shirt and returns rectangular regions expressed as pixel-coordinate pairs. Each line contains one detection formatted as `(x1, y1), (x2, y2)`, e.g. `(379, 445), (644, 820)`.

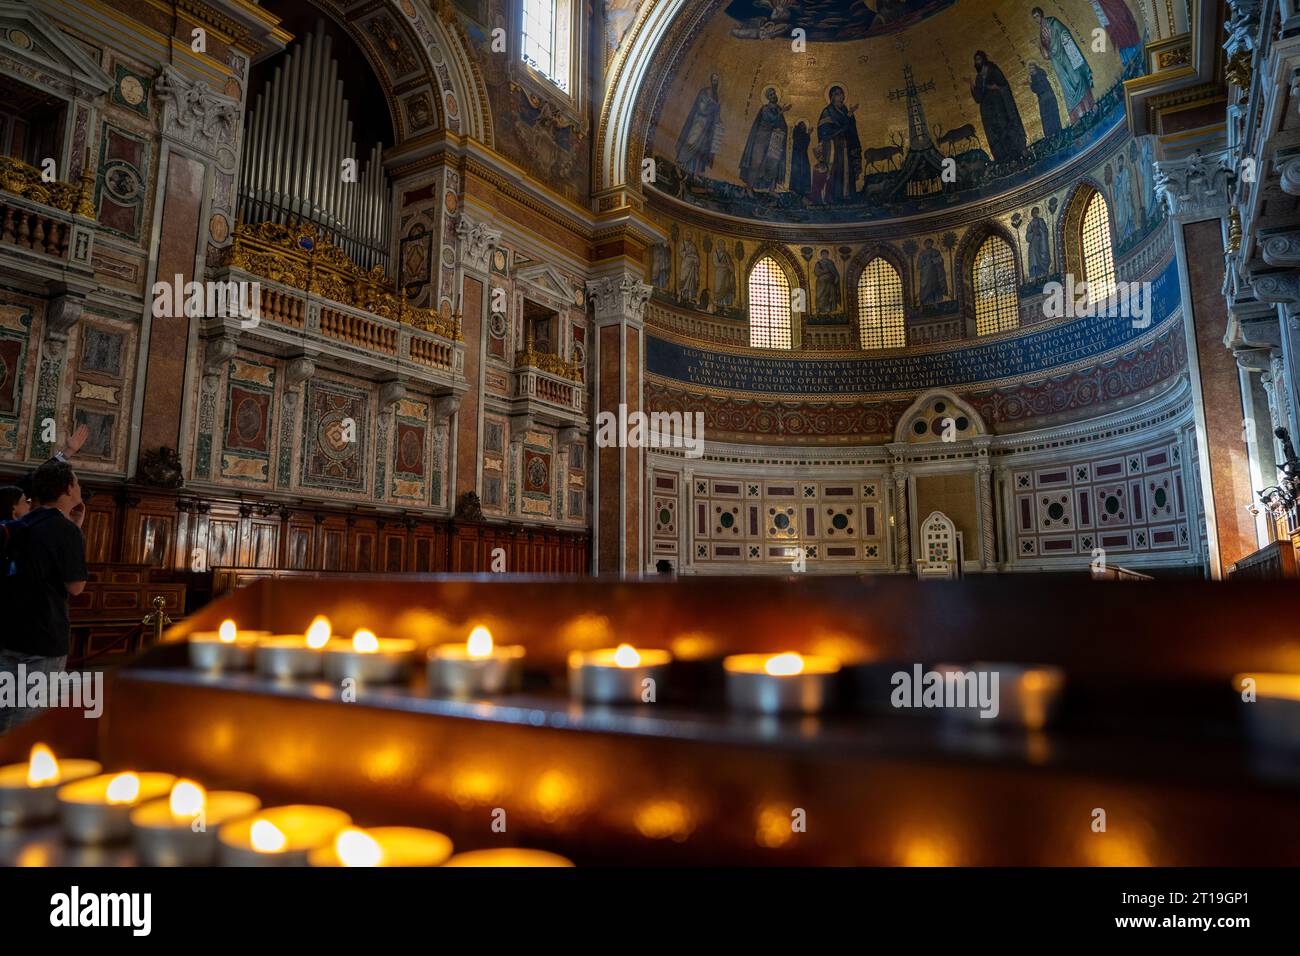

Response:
(0, 460), (88, 733)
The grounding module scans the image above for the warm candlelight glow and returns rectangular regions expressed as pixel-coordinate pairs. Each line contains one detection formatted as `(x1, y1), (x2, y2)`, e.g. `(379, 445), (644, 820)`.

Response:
(764, 652), (805, 677)
(614, 643), (641, 668)
(352, 629), (379, 653)
(334, 827), (384, 867)
(218, 619), (238, 643)
(467, 626), (493, 659)
(250, 818), (288, 853)
(306, 616), (331, 649)
(105, 773), (141, 805)
(27, 744), (59, 787)
(169, 780), (206, 818)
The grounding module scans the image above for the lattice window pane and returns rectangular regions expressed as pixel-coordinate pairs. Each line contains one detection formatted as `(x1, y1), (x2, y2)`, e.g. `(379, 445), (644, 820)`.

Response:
(521, 0), (571, 93)
(972, 236), (1019, 336)
(856, 258), (906, 350)
(1080, 192), (1116, 302)
(748, 256), (792, 349)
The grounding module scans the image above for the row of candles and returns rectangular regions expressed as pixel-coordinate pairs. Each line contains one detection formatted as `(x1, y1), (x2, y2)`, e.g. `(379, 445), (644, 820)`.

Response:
(0, 744), (572, 867)
(191, 616), (843, 713)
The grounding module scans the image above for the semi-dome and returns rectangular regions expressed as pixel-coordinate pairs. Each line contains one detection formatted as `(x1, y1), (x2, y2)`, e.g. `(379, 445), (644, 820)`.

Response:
(644, 0), (1146, 225)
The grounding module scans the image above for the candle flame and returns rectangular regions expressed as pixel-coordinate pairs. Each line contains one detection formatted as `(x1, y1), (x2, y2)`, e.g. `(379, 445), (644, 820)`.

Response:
(334, 827), (385, 867)
(305, 616), (331, 649)
(614, 644), (641, 668)
(105, 772), (141, 805)
(764, 652), (805, 677)
(218, 620), (238, 643)
(26, 743), (59, 787)
(467, 626), (493, 659)
(352, 629), (379, 653)
(250, 818), (287, 853)
(169, 779), (206, 817)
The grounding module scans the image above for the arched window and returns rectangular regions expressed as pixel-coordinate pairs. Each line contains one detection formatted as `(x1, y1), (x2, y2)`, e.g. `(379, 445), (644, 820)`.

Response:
(856, 258), (906, 350)
(748, 256), (792, 349)
(971, 235), (1019, 336)
(1079, 192), (1117, 302)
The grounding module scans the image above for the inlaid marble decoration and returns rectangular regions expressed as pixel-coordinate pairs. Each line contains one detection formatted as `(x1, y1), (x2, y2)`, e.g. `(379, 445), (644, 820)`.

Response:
(71, 406), (116, 461)
(392, 398), (428, 500)
(302, 379), (370, 492)
(220, 359), (275, 483)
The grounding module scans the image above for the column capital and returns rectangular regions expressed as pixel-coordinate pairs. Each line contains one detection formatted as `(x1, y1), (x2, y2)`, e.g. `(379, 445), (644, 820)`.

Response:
(1249, 269), (1300, 305)
(1261, 230), (1300, 268)
(1154, 148), (1232, 222)
(1276, 150), (1300, 198)
(454, 213), (501, 273)
(154, 64), (240, 159)
(586, 275), (652, 326)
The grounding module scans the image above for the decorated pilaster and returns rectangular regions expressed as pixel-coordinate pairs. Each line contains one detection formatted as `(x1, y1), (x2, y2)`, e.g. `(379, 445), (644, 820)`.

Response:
(1155, 146), (1255, 576)
(587, 274), (651, 577)
(887, 444), (911, 572)
(134, 64), (242, 482)
(452, 213), (501, 507)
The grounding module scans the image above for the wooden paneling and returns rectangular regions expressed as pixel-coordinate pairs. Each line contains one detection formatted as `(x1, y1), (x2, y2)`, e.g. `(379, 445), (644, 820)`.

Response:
(35, 480), (590, 587)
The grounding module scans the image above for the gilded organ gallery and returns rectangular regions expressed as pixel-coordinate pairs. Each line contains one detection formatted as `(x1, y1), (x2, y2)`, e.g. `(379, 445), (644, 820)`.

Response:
(0, 0), (1298, 889)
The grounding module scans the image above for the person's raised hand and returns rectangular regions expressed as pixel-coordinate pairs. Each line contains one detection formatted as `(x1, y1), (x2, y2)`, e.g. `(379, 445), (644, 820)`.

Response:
(64, 423), (90, 457)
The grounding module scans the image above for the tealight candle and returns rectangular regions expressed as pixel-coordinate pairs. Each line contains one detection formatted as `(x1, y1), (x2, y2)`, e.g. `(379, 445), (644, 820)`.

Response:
(569, 643), (672, 704)
(0, 744), (101, 826)
(256, 615), (333, 679)
(189, 619), (272, 672)
(57, 771), (175, 844)
(443, 848), (574, 867)
(218, 804), (351, 866)
(935, 662), (1065, 730)
(724, 652), (841, 714)
(308, 826), (454, 867)
(1236, 672), (1300, 750)
(322, 629), (415, 684)
(130, 779), (261, 866)
(428, 626), (525, 696)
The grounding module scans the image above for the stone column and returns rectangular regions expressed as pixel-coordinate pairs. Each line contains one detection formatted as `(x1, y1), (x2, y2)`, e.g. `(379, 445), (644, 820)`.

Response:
(887, 444), (911, 571)
(27, 288), (87, 461)
(587, 274), (652, 577)
(973, 439), (996, 570)
(1155, 147), (1257, 576)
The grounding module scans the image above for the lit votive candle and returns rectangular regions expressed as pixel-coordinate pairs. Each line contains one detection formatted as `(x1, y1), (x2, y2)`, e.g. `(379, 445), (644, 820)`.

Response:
(189, 619), (272, 672)
(218, 804), (351, 867)
(428, 626), (525, 696)
(935, 662), (1066, 730)
(443, 848), (574, 867)
(1236, 672), (1300, 750)
(322, 629), (415, 684)
(57, 771), (175, 844)
(569, 643), (672, 704)
(256, 615), (333, 679)
(131, 779), (261, 866)
(0, 744), (101, 827)
(308, 826), (454, 867)
(724, 652), (841, 715)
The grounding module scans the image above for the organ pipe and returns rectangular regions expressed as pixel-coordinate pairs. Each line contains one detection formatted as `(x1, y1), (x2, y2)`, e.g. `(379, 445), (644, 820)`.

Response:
(238, 21), (392, 273)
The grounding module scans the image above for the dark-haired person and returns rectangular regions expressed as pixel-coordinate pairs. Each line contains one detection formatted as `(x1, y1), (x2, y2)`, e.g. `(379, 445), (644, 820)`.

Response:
(0, 485), (27, 521)
(0, 460), (88, 734)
